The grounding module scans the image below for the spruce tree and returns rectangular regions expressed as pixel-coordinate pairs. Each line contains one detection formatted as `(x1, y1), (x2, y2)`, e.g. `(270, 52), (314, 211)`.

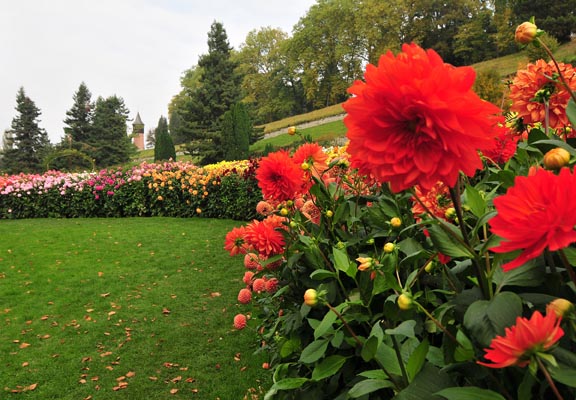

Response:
(154, 116), (176, 162)
(1, 87), (50, 173)
(221, 103), (251, 161)
(90, 95), (132, 167)
(64, 82), (93, 145)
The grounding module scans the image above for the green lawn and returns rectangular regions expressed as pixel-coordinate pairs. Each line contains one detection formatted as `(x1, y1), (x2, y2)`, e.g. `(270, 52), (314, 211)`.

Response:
(0, 218), (269, 399)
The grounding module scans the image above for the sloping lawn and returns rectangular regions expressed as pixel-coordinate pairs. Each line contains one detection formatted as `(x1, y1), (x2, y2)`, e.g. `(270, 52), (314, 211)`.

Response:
(0, 218), (269, 399)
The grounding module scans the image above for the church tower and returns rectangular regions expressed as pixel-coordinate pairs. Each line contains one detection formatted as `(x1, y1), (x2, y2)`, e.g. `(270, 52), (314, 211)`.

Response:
(132, 112), (145, 150)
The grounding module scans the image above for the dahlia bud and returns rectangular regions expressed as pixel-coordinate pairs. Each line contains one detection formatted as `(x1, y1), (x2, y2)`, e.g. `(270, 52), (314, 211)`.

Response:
(543, 148), (570, 170)
(325, 210), (333, 218)
(303, 288), (318, 306)
(390, 217), (402, 228)
(547, 298), (574, 317)
(515, 21), (538, 45)
(301, 162), (310, 171)
(280, 207), (289, 216)
(424, 261), (435, 273)
(383, 242), (395, 253)
(356, 256), (374, 271)
(398, 293), (413, 310)
(287, 126), (297, 136)
(445, 207), (457, 220)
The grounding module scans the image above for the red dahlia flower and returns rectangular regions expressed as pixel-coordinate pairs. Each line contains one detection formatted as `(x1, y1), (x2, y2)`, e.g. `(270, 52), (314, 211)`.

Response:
(509, 59), (576, 131)
(489, 168), (576, 271)
(478, 308), (564, 368)
(256, 150), (304, 202)
(244, 219), (286, 258)
(237, 288), (252, 304)
(224, 226), (249, 256)
(343, 43), (502, 192)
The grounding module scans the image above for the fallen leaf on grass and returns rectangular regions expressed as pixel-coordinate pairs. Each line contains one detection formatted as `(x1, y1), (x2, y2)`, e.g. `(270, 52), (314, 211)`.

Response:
(170, 388), (179, 394)
(19, 342), (31, 349)
(149, 376), (158, 381)
(162, 308), (171, 315)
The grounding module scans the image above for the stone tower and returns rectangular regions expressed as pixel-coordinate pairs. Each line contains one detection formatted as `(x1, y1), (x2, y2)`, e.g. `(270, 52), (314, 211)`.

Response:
(132, 112), (145, 150)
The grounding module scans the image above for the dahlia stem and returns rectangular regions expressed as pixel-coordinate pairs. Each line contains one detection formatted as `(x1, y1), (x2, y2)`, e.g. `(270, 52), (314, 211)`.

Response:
(326, 302), (363, 348)
(536, 356), (564, 400)
(558, 249), (576, 288)
(537, 38), (576, 106)
(414, 301), (459, 346)
(448, 184), (490, 299)
(390, 334), (410, 386)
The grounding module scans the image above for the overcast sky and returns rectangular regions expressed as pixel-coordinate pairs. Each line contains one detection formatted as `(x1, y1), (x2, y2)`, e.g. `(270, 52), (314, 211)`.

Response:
(0, 0), (317, 144)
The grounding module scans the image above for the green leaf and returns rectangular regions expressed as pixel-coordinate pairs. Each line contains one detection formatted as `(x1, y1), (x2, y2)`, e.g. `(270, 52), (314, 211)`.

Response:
(464, 185), (486, 218)
(314, 308), (338, 339)
(561, 246), (576, 266)
(311, 355), (347, 381)
(394, 364), (453, 400)
(310, 269), (336, 281)
(532, 138), (576, 156)
(270, 377), (309, 391)
(492, 259), (545, 291)
(549, 365), (576, 388)
(361, 335), (380, 362)
(385, 320), (416, 338)
(567, 98), (576, 128)
(333, 246), (356, 278)
(406, 339), (429, 382)
(299, 339), (329, 364)
(348, 379), (395, 398)
(496, 169), (516, 188)
(427, 222), (475, 259)
(463, 292), (522, 347)
(358, 370), (388, 380)
(280, 337), (301, 358)
(435, 387), (506, 400)
(454, 330), (474, 362)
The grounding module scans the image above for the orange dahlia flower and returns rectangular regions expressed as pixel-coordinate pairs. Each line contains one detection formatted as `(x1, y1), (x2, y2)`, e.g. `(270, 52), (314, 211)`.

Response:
(509, 59), (576, 131)
(224, 226), (249, 256)
(256, 150), (304, 202)
(244, 218), (286, 257)
(343, 43), (502, 193)
(489, 168), (576, 271)
(478, 308), (563, 368)
(292, 143), (329, 177)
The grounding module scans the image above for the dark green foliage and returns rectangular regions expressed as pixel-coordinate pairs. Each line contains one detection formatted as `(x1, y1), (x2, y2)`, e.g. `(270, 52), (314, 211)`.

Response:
(90, 95), (133, 168)
(167, 110), (187, 145)
(513, 0), (576, 43)
(0, 87), (51, 174)
(154, 116), (176, 161)
(64, 82), (93, 144)
(221, 103), (251, 161)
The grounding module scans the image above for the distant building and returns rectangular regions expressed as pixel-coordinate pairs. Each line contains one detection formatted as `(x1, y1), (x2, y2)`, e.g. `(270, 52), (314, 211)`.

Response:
(132, 112), (145, 150)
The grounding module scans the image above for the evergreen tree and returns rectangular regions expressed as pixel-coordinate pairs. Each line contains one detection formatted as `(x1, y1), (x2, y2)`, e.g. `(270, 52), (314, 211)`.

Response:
(63, 82), (93, 145)
(154, 116), (176, 162)
(221, 103), (251, 161)
(1, 87), (50, 173)
(146, 128), (156, 149)
(168, 111), (187, 145)
(90, 95), (132, 168)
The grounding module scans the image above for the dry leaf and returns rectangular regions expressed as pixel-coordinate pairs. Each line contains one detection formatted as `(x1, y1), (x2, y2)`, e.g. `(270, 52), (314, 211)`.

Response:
(126, 371), (136, 378)
(162, 308), (171, 315)
(149, 376), (158, 381)
(21, 362), (29, 367)
(210, 292), (221, 298)
(171, 376), (182, 383)
(170, 388), (179, 394)
(100, 293), (110, 297)
(19, 342), (31, 349)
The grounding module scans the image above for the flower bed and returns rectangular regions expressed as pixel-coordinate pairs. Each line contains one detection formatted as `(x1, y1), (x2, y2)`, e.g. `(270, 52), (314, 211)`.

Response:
(226, 27), (576, 400)
(0, 159), (261, 220)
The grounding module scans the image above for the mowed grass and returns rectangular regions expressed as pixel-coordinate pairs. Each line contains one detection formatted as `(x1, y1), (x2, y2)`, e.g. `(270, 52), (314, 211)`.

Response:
(0, 218), (269, 399)
(250, 119), (347, 153)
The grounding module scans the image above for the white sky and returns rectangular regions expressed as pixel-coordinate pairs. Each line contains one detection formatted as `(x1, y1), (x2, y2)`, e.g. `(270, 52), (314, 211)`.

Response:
(0, 0), (317, 143)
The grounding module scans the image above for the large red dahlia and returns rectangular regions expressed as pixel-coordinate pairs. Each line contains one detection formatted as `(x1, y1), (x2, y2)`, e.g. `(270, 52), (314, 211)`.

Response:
(489, 168), (576, 271)
(343, 43), (502, 193)
(256, 150), (304, 202)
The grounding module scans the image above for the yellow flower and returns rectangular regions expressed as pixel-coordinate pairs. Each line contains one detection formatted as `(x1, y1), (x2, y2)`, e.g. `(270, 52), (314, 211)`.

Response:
(398, 293), (413, 310)
(383, 242), (395, 253)
(287, 126), (297, 136)
(390, 217), (402, 228)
